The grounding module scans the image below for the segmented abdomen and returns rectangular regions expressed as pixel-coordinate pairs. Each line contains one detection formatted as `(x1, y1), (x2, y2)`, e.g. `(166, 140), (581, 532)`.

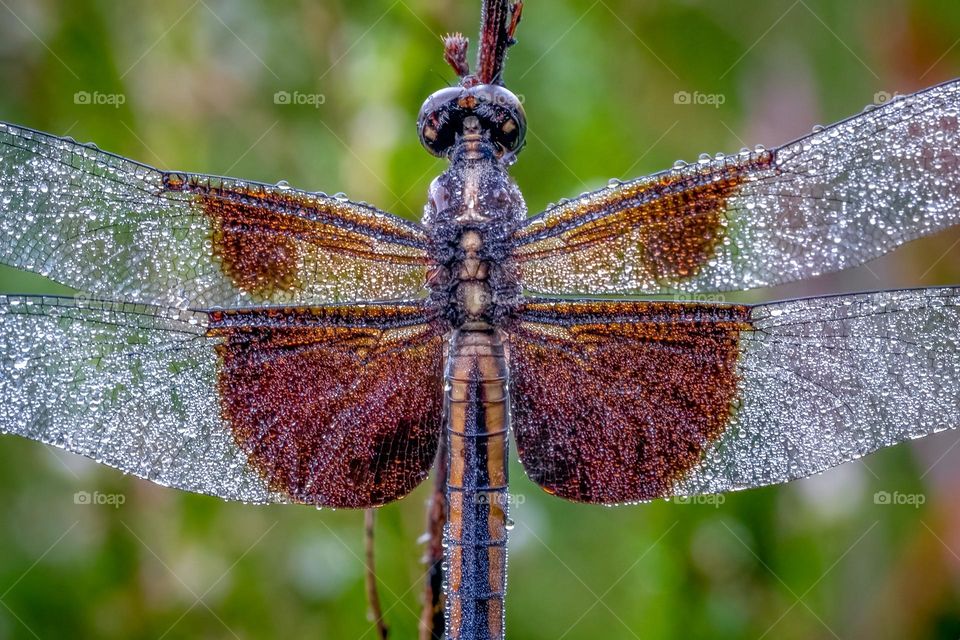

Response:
(443, 328), (510, 640)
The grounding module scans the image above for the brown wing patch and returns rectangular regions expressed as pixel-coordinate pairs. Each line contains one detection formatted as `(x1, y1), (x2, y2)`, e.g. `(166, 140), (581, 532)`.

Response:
(507, 301), (750, 503)
(207, 305), (444, 508)
(512, 151), (774, 286)
(163, 174), (430, 301)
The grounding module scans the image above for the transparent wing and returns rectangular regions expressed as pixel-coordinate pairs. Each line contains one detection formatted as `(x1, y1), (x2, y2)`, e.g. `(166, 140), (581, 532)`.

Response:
(0, 295), (444, 507)
(0, 122), (431, 307)
(505, 289), (960, 504)
(680, 287), (960, 498)
(512, 79), (960, 295)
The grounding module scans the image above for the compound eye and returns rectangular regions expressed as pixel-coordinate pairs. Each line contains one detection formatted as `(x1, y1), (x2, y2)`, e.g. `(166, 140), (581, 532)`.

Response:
(478, 85), (526, 155)
(417, 87), (463, 157)
(416, 84), (527, 158)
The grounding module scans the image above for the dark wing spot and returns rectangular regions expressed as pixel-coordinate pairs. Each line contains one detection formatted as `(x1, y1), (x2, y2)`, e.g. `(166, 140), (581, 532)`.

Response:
(207, 307), (444, 508)
(508, 301), (750, 503)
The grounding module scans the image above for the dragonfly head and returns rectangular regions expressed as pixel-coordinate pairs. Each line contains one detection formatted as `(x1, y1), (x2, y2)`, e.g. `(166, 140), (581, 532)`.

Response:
(417, 84), (526, 160)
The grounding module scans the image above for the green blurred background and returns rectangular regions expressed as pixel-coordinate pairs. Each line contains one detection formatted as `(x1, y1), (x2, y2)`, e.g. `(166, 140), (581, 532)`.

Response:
(2, 0), (960, 638)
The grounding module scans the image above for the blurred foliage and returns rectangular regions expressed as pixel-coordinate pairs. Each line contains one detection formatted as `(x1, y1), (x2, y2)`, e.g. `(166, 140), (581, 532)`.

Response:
(2, 0), (960, 638)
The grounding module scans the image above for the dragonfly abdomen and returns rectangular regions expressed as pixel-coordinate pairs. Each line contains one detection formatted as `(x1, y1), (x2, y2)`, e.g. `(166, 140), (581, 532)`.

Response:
(443, 327), (510, 640)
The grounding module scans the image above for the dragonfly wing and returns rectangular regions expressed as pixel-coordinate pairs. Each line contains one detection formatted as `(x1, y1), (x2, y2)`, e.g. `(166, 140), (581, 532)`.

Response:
(680, 288), (960, 498)
(506, 289), (960, 504)
(512, 79), (960, 295)
(0, 122), (431, 307)
(0, 296), (444, 507)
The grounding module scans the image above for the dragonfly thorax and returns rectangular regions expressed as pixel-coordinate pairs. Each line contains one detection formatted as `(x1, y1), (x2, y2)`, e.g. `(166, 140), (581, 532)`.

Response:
(423, 132), (526, 328)
(426, 223), (519, 329)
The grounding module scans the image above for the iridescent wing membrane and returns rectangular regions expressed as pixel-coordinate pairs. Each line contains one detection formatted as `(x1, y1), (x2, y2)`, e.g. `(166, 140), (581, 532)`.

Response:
(507, 288), (960, 504)
(0, 295), (444, 507)
(0, 122), (430, 307)
(0, 122), (445, 507)
(512, 79), (960, 295)
(508, 78), (960, 503)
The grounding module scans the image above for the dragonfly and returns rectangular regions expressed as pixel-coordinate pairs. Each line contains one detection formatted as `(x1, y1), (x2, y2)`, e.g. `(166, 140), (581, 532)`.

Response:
(2, 1), (960, 638)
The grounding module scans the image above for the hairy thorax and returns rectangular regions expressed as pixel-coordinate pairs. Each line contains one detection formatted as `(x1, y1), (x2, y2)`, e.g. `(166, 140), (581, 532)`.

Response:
(423, 135), (526, 329)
